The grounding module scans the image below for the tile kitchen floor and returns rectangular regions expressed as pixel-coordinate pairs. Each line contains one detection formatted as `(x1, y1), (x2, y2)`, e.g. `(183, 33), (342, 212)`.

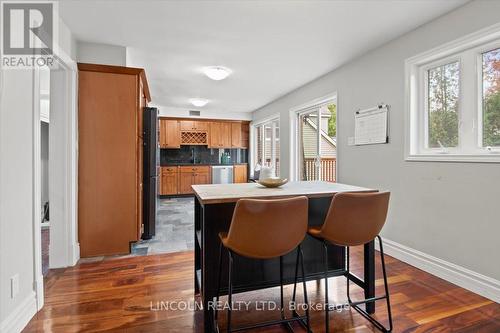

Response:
(131, 197), (194, 255)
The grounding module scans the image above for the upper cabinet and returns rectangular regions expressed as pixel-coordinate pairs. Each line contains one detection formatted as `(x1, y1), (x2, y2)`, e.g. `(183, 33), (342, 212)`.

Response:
(159, 119), (180, 148)
(180, 120), (208, 132)
(209, 122), (231, 148)
(230, 122), (249, 148)
(231, 122), (242, 148)
(180, 120), (208, 145)
(159, 118), (249, 149)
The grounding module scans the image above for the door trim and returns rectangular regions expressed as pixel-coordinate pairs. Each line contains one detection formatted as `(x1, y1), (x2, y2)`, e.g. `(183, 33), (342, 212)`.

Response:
(32, 46), (78, 311)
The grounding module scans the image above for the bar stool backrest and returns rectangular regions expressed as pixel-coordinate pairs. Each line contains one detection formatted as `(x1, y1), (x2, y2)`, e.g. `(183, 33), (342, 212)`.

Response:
(320, 192), (390, 246)
(225, 196), (309, 259)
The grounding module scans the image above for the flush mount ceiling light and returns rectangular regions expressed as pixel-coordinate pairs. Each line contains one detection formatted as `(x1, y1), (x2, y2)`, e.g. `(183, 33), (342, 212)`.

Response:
(203, 66), (232, 81)
(190, 98), (209, 107)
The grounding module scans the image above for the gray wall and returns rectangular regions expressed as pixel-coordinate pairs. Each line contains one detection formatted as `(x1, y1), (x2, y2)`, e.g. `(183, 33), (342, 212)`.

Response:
(0, 69), (36, 326)
(0, 17), (77, 329)
(253, 0), (500, 280)
(77, 41), (127, 66)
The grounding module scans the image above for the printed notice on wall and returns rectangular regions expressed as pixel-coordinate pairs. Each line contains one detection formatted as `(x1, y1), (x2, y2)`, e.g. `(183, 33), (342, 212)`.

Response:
(354, 106), (388, 145)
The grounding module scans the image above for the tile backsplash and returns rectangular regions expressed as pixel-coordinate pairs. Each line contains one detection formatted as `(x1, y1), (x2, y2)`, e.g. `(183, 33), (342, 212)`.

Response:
(160, 145), (247, 165)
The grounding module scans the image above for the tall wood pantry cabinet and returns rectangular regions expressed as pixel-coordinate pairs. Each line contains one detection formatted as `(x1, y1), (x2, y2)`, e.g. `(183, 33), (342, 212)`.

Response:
(78, 63), (151, 257)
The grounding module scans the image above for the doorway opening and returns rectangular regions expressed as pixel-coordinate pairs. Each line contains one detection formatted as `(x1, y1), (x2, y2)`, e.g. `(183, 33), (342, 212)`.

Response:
(39, 66), (50, 276)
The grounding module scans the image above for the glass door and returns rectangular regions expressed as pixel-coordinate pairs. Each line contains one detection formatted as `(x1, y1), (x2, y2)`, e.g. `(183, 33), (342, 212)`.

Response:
(298, 110), (320, 180)
(254, 118), (280, 177)
(297, 102), (337, 182)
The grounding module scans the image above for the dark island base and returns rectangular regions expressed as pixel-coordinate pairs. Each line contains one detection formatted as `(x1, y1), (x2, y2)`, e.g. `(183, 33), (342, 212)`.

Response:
(194, 196), (375, 331)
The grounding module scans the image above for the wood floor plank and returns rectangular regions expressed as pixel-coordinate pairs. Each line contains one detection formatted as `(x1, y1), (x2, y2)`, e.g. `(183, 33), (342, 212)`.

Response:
(23, 249), (500, 332)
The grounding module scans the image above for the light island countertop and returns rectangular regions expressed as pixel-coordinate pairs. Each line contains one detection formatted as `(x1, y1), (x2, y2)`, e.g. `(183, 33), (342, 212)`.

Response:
(192, 181), (375, 204)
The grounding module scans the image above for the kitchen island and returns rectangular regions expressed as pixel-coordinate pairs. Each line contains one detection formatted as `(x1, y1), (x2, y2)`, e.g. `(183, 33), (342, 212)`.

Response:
(192, 181), (378, 331)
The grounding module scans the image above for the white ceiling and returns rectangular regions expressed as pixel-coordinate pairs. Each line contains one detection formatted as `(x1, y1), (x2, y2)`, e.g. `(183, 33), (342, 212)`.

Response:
(60, 0), (468, 113)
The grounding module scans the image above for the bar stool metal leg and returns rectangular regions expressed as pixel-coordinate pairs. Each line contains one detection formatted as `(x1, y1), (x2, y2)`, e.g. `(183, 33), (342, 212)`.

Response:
(291, 246), (312, 332)
(216, 245), (311, 333)
(282, 255), (295, 332)
(346, 246), (351, 304)
(323, 241), (330, 333)
(299, 245), (312, 333)
(346, 236), (393, 332)
(292, 247), (300, 304)
(280, 256), (285, 320)
(227, 250), (234, 333)
(214, 242), (223, 328)
(378, 235), (393, 332)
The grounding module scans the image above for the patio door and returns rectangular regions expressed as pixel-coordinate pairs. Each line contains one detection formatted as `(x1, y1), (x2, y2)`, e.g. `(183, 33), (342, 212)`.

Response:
(297, 102), (337, 182)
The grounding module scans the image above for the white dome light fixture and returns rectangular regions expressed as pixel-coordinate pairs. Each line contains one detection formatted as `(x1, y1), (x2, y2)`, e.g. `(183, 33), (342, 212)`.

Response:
(203, 66), (232, 81)
(190, 98), (209, 107)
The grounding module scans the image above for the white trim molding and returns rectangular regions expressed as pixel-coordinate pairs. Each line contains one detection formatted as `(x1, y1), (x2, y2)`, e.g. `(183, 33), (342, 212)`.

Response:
(31, 42), (79, 319)
(0, 292), (37, 333)
(377, 238), (500, 303)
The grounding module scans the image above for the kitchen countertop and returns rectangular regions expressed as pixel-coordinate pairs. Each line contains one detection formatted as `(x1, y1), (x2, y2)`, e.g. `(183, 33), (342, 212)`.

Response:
(192, 181), (375, 204)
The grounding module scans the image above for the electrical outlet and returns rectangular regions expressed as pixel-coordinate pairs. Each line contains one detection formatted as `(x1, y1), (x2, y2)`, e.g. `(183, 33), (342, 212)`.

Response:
(11, 274), (19, 299)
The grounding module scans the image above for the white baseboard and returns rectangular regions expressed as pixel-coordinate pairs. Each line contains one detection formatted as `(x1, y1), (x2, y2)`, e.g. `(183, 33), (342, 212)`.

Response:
(71, 242), (80, 265)
(35, 274), (44, 311)
(376, 238), (500, 303)
(0, 292), (37, 333)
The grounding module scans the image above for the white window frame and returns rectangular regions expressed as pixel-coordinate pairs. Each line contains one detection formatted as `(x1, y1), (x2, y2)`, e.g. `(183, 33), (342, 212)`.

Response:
(420, 55), (463, 154)
(476, 39), (500, 150)
(250, 114), (280, 177)
(405, 22), (500, 162)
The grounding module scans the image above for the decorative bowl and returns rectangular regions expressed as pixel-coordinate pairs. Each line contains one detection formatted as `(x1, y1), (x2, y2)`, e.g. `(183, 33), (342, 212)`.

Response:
(257, 177), (288, 188)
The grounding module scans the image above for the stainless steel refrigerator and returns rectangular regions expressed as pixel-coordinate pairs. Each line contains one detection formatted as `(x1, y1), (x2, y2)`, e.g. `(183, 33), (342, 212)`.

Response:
(142, 107), (159, 239)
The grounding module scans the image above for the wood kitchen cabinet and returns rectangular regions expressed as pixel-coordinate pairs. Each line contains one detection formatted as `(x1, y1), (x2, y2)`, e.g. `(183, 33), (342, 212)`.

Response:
(179, 172), (194, 194)
(231, 122), (242, 148)
(159, 118), (250, 149)
(78, 63), (150, 257)
(233, 164), (248, 183)
(194, 171), (210, 185)
(230, 122), (249, 148)
(209, 122), (231, 148)
(179, 166), (210, 194)
(160, 119), (180, 148)
(160, 166), (178, 195)
(180, 120), (208, 132)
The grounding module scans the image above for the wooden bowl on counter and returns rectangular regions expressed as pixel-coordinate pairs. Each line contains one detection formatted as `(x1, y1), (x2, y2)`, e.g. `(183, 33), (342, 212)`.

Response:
(257, 177), (288, 188)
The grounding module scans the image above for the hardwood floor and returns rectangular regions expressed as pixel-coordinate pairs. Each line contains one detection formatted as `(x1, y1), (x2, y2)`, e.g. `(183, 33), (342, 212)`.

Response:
(23, 248), (499, 332)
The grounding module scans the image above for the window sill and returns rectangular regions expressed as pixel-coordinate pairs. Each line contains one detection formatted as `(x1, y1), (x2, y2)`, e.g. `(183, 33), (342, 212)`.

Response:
(405, 154), (500, 163)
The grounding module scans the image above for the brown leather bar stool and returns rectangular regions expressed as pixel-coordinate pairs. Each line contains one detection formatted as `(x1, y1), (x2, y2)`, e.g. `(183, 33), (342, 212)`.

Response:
(308, 192), (393, 333)
(214, 196), (312, 333)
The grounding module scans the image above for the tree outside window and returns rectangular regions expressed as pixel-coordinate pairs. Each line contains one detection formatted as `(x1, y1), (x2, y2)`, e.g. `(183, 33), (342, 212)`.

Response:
(427, 61), (460, 148)
(482, 48), (500, 147)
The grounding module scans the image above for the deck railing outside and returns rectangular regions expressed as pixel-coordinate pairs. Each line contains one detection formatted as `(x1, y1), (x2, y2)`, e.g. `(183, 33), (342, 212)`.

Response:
(260, 158), (335, 182)
(303, 158), (336, 182)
